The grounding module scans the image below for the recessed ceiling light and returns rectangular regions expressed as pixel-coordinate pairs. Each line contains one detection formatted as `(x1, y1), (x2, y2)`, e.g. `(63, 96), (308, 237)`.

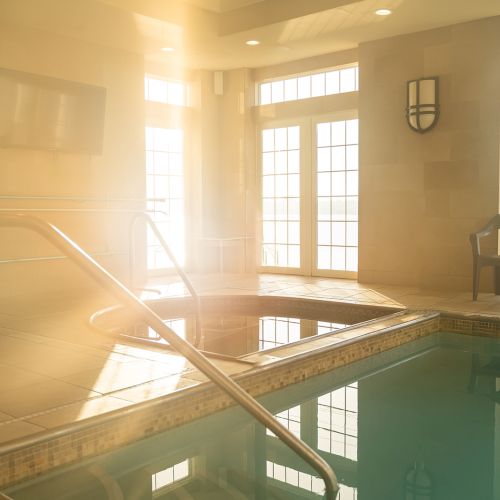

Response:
(375, 8), (392, 16)
(161, 47), (175, 52)
(245, 40), (260, 46)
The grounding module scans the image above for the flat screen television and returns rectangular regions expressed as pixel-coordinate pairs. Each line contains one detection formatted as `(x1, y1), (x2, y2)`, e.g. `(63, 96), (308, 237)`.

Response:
(0, 68), (106, 154)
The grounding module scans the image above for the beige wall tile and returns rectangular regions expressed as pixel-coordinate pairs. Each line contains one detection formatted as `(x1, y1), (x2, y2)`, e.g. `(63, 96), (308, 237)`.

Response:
(359, 16), (500, 291)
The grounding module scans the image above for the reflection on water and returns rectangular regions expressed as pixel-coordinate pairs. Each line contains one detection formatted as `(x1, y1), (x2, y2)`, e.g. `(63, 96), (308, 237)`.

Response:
(133, 315), (348, 356)
(7, 334), (500, 500)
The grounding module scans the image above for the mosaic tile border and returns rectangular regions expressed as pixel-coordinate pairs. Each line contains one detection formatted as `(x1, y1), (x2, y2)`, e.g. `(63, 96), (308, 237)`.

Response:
(439, 312), (500, 338)
(2, 308), (498, 490)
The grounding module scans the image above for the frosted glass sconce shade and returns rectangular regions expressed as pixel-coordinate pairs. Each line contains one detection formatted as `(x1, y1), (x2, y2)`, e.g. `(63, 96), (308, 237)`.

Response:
(406, 77), (439, 133)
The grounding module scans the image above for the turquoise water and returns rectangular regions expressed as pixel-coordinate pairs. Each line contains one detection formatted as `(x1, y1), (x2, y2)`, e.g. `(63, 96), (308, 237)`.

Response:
(7, 332), (500, 500)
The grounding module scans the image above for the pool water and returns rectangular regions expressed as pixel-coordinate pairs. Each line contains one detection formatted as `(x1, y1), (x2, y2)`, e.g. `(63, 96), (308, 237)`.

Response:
(132, 315), (348, 357)
(6, 332), (500, 500)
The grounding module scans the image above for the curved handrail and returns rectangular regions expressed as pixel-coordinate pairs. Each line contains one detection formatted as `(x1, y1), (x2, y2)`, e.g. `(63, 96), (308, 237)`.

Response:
(128, 212), (202, 347)
(0, 213), (339, 499)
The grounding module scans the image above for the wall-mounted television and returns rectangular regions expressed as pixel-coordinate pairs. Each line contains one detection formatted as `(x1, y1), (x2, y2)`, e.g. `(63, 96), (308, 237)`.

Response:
(0, 68), (106, 154)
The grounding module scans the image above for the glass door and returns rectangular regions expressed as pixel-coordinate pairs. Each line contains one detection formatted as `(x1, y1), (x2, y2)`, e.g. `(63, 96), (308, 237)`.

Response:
(314, 118), (358, 278)
(259, 115), (358, 278)
(260, 124), (308, 273)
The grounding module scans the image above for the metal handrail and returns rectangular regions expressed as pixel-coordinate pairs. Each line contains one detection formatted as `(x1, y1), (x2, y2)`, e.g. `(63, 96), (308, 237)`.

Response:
(128, 212), (202, 347)
(0, 207), (202, 345)
(0, 213), (339, 499)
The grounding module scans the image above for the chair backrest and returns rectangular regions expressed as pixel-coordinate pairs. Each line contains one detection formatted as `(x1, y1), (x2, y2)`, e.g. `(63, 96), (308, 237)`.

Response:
(470, 214), (500, 256)
(476, 214), (500, 238)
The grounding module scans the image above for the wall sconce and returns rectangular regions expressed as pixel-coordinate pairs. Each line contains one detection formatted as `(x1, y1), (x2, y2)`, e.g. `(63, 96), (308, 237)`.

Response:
(406, 77), (439, 133)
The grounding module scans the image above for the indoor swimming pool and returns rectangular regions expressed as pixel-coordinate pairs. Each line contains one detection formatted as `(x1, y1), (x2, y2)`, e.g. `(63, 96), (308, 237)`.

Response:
(6, 331), (499, 500)
(91, 295), (399, 357)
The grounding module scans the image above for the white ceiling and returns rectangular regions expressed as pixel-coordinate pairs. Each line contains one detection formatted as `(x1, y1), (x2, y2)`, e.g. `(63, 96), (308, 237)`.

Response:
(98, 0), (500, 69)
(1, 0), (500, 70)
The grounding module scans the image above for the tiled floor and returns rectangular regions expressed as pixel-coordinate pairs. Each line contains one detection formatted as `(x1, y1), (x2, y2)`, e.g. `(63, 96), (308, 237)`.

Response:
(0, 273), (499, 447)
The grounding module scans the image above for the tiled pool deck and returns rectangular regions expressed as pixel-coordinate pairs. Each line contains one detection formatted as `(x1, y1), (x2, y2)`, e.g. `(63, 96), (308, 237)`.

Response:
(0, 273), (499, 488)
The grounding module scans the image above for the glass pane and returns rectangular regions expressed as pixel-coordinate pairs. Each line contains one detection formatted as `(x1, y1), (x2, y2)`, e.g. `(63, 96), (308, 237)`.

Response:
(317, 222), (331, 245)
(260, 83), (271, 105)
(340, 67), (356, 92)
(317, 172), (331, 197)
(288, 174), (300, 197)
(288, 150), (300, 173)
(331, 121), (346, 146)
(311, 73), (325, 97)
(331, 146), (346, 171)
(317, 123), (331, 147)
(168, 82), (184, 105)
(317, 148), (331, 172)
(288, 222), (300, 244)
(262, 152), (274, 175)
(297, 76), (311, 99)
(271, 80), (284, 103)
(346, 145), (358, 170)
(275, 128), (287, 151)
(332, 172), (346, 196)
(325, 71), (340, 94)
(288, 126), (300, 150)
(346, 222), (358, 247)
(346, 247), (358, 272)
(275, 174), (287, 197)
(288, 198), (300, 221)
(263, 199), (274, 220)
(169, 153), (182, 175)
(317, 197), (330, 221)
(346, 171), (358, 196)
(276, 222), (287, 243)
(332, 222), (346, 245)
(262, 175), (275, 197)
(275, 198), (287, 220)
(275, 151), (287, 174)
(262, 129), (274, 152)
(332, 246), (346, 271)
(317, 246), (330, 269)
(284, 78), (298, 101)
(346, 119), (359, 144)
(263, 221), (275, 243)
(346, 197), (358, 221)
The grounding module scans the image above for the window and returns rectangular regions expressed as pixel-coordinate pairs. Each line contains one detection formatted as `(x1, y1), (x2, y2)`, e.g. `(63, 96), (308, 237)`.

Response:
(317, 381), (358, 461)
(145, 126), (185, 270)
(145, 76), (186, 106)
(317, 321), (347, 335)
(259, 116), (358, 277)
(152, 459), (190, 494)
(258, 66), (358, 105)
(261, 126), (301, 268)
(266, 404), (301, 438)
(267, 461), (325, 495)
(259, 316), (301, 350)
(316, 119), (359, 272)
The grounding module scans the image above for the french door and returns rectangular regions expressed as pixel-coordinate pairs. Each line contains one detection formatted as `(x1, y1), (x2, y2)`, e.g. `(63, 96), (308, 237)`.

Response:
(259, 114), (358, 278)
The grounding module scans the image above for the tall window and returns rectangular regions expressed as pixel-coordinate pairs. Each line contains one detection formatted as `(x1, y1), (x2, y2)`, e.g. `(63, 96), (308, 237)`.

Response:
(261, 126), (301, 268)
(318, 381), (358, 461)
(145, 126), (184, 269)
(144, 74), (187, 272)
(316, 119), (358, 273)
